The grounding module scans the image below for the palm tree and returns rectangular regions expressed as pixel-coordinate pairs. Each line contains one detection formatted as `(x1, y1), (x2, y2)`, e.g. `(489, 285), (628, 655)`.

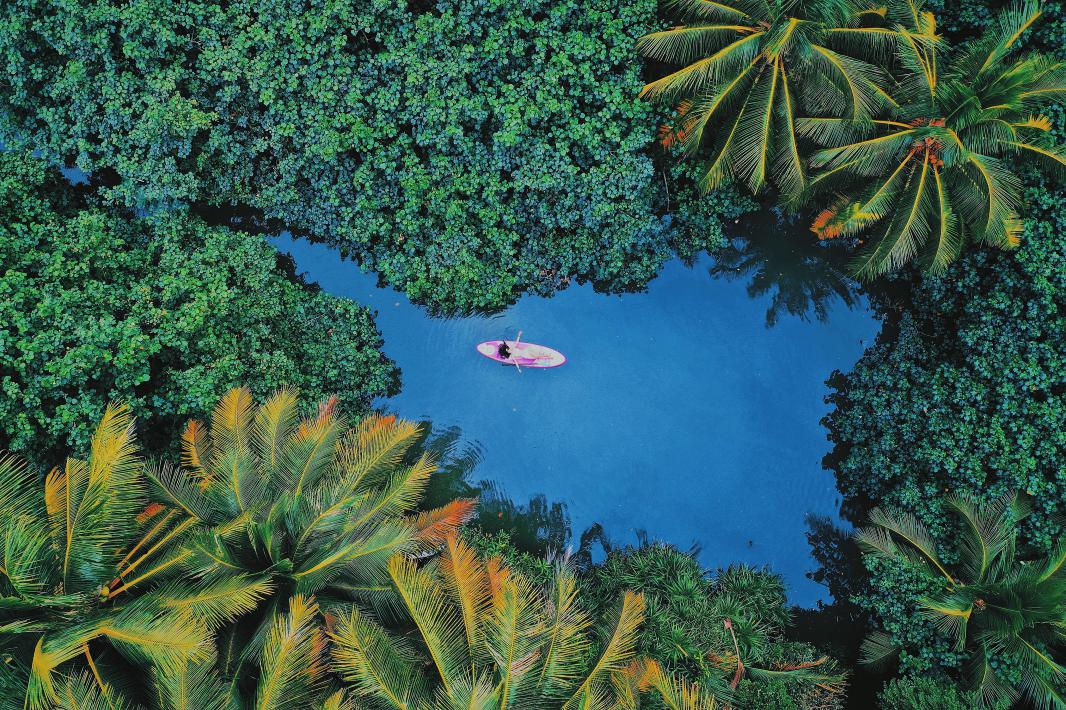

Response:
(0, 404), (212, 710)
(638, 0), (899, 202)
(330, 534), (723, 709)
(141, 387), (477, 707)
(804, 0), (1066, 278)
(1, 388), (476, 709)
(856, 492), (1066, 708)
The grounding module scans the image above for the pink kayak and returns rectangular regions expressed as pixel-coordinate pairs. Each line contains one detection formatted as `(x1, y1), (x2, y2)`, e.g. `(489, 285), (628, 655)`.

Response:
(477, 341), (566, 368)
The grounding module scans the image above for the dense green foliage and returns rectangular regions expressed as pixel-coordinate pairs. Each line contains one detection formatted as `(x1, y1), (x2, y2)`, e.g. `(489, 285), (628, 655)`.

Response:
(823, 183), (1066, 549)
(856, 493), (1066, 708)
(0, 152), (397, 461)
(0, 0), (749, 312)
(877, 676), (986, 710)
(806, 1), (1066, 278)
(586, 544), (846, 709)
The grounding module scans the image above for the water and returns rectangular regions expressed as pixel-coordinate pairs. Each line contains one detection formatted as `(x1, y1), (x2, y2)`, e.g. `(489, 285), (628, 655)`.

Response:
(276, 232), (877, 606)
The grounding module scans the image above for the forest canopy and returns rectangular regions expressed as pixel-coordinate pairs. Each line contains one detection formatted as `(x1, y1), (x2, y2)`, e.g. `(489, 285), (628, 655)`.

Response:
(0, 0), (744, 311)
(0, 152), (398, 461)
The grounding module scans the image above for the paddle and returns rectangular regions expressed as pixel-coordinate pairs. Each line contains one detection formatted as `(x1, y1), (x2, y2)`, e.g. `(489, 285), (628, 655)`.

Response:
(509, 330), (523, 374)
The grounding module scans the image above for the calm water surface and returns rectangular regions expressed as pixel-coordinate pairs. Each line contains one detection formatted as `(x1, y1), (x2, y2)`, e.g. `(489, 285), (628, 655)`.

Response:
(271, 232), (878, 606)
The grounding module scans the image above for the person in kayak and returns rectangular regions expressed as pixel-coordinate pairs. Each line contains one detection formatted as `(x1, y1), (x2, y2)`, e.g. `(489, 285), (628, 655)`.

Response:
(497, 331), (522, 361)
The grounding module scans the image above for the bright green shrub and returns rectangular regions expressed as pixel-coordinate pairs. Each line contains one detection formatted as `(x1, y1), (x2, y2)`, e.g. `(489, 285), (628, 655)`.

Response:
(823, 186), (1066, 550)
(0, 0), (741, 311)
(0, 152), (398, 461)
(587, 544), (846, 709)
(877, 677), (988, 710)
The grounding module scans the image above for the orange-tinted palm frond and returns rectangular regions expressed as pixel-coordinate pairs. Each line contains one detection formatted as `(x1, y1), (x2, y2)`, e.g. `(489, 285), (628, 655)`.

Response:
(407, 500), (478, 552)
(181, 420), (210, 478)
(439, 535), (491, 653)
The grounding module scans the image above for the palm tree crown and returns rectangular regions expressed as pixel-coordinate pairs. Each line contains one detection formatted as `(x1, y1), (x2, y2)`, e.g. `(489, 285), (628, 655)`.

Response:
(0, 388), (476, 709)
(146, 387), (476, 706)
(639, 0), (898, 201)
(804, 0), (1066, 278)
(857, 492), (1066, 709)
(0, 404), (213, 710)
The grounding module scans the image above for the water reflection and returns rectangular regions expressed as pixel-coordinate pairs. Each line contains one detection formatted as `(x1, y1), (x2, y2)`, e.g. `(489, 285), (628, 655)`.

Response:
(709, 213), (863, 328)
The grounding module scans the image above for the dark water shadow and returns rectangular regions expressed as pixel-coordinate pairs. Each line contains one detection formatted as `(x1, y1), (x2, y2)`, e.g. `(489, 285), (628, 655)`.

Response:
(709, 211), (864, 328)
(792, 515), (886, 709)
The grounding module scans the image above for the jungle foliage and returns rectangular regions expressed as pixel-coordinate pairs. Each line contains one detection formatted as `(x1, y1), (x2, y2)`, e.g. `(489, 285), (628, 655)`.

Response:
(586, 544), (847, 709)
(0, 0), (750, 312)
(856, 493), (1066, 708)
(0, 391), (736, 709)
(0, 152), (398, 462)
(823, 181), (1065, 550)
(644, 0), (1066, 278)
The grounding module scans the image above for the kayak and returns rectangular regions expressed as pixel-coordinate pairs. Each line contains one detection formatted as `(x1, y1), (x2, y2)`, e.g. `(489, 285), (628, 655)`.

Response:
(476, 341), (566, 368)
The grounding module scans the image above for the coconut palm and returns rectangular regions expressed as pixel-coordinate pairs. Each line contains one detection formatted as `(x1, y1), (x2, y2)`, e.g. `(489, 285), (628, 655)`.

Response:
(330, 534), (720, 709)
(804, 0), (1066, 278)
(638, 0), (900, 201)
(0, 404), (212, 710)
(140, 387), (477, 706)
(856, 492), (1066, 708)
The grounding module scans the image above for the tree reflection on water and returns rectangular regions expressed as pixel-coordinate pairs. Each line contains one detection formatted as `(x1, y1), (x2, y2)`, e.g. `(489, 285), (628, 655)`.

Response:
(709, 212), (864, 327)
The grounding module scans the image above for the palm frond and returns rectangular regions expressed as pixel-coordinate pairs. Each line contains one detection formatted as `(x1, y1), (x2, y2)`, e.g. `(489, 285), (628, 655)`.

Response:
(252, 388), (300, 484)
(330, 606), (425, 710)
(564, 591), (645, 707)
(537, 564), (593, 697)
(254, 594), (329, 710)
(387, 555), (466, 697)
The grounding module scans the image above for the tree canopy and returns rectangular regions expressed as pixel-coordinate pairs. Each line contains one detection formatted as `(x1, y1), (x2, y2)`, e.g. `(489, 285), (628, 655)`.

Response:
(0, 0), (745, 312)
(0, 152), (398, 462)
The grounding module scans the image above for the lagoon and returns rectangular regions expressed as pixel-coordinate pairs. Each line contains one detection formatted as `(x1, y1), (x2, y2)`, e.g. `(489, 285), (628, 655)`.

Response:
(271, 231), (879, 606)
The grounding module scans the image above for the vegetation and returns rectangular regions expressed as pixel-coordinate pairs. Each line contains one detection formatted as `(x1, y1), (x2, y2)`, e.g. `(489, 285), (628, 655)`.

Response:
(805, 0), (1066, 278)
(0, 152), (398, 462)
(0, 0), (1064, 705)
(823, 182), (1066, 551)
(644, 0), (1066, 279)
(856, 492), (1066, 708)
(0, 0), (750, 312)
(639, 0), (896, 201)
(587, 544), (847, 709)
(877, 676), (985, 710)
(0, 388), (475, 708)
(0, 403), (212, 708)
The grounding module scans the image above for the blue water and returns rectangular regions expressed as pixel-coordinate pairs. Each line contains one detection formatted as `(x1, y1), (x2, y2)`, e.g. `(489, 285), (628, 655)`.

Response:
(273, 233), (878, 605)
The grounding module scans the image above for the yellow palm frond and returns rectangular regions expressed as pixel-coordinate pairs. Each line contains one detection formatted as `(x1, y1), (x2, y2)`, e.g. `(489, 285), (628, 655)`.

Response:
(439, 535), (491, 654)
(564, 591), (645, 707)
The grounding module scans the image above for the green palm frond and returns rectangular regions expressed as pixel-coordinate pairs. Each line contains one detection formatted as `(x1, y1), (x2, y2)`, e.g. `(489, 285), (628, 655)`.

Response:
(252, 388), (301, 484)
(565, 591), (645, 707)
(254, 594), (329, 710)
(153, 652), (231, 710)
(44, 404), (144, 593)
(160, 574), (275, 629)
(859, 630), (900, 669)
(330, 606), (426, 710)
(388, 554), (466, 696)
(537, 563), (593, 697)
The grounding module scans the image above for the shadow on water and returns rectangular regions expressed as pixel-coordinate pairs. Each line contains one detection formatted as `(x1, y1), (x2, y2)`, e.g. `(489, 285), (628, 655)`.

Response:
(709, 210), (864, 328)
(794, 515), (888, 709)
